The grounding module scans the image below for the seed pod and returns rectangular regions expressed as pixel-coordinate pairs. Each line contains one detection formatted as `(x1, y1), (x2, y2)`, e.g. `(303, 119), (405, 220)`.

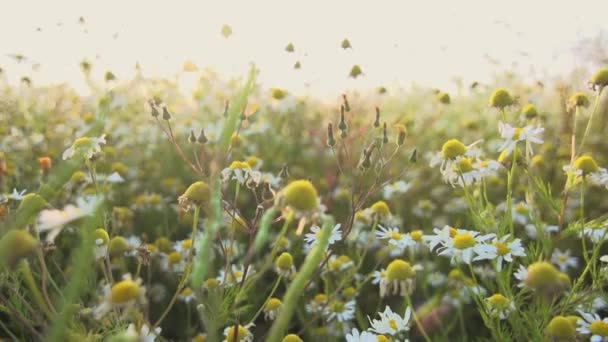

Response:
(197, 129), (208, 144)
(188, 129), (196, 144)
(162, 106), (172, 121)
(374, 107), (380, 127)
(223, 100), (230, 118)
(149, 100), (160, 117)
(327, 123), (336, 147)
(382, 122), (389, 144)
(338, 106), (348, 131)
(342, 94), (350, 112)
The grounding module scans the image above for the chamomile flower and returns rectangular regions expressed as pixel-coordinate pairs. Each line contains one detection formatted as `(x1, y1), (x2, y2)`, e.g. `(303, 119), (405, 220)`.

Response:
(327, 300), (356, 322)
(577, 311), (608, 341)
(564, 155), (608, 188)
(514, 261), (567, 294)
(161, 251), (186, 273)
(327, 255), (355, 273)
(276, 179), (323, 218)
(304, 223), (342, 250)
(124, 323), (161, 342)
(37, 195), (102, 242)
(382, 180), (411, 199)
(222, 323), (255, 342)
(424, 225), (457, 252)
(436, 229), (496, 265)
(345, 328), (379, 342)
(486, 235), (526, 271)
(178, 287), (196, 303)
(94, 228), (110, 261)
(372, 270), (386, 285)
(376, 226), (416, 251)
(275, 252), (296, 277)
(430, 139), (482, 181)
(379, 259), (417, 297)
(485, 293), (515, 319)
(221, 161), (262, 187)
(93, 273), (146, 319)
(217, 265), (254, 286)
(7, 188), (27, 201)
(427, 272), (447, 287)
(551, 248), (579, 272)
(263, 298), (282, 321)
(497, 121), (544, 156)
(368, 305), (411, 336)
(306, 293), (328, 314)
(62, 134), (106, 160)
(581, 224), (608, 244)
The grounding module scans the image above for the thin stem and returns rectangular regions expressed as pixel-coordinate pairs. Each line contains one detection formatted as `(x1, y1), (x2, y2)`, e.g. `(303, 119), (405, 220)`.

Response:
(578, 88), (603, 153)
(249, 276), (282, 324)
(405, 295), (432, 342)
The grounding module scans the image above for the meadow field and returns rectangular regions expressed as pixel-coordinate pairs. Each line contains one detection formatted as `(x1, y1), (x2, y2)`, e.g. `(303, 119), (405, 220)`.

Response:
(2, 29), (608, 341)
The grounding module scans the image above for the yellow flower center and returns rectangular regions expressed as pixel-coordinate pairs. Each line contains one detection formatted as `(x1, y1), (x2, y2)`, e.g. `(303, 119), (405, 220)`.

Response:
(410, 230), (423, 242)
(110, 280), (141, 304)
(181, 239), (193, 249)
(389, 319), (398, 330)
(494, 242), (510, 256)
(370, 201), (391, 217)
(574, 155), (599, 174)
(453, 233), (476, 249)
(376, 336), (390, 342)
(591, 321), (608, 336)
(441, 139), (467, 159)
(226, 325), (248, 342)
(314, 294), (328, 304)
(513, 128), (523, 140)
(546, 316), (576, 339)
(391, 232), (402, 240)
(525, 261), (560, 290)
(331, 301), (345, 313)
(180, 287), (193, 297)
(229, 161), (251, 170)
(168, 251), (182, 264)
(487, 294), (509, 309)
(275, 252), (294, 270)
(282, 180), (319, 212)
(386, 259), (415, 280)
(265, 298), (282, 311)
(456, 158), (474, 173)
(73, 137), (93, 148)
(449, 227), (458, 238)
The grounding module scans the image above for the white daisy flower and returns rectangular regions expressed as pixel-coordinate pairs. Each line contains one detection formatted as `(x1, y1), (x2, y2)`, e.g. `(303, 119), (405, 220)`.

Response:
(305, 293), (328, 314)
(62, 134), (106, 160)
(497, 121), (544, 156)
(383, 180), (411, 199)
(485, 294), (515, 320)
(222, 323), (255, 342)
(345, 328), (378, 342)
(327, 300), (356, 322)
(376, 225), (416, 252)
(581, 224), (608, 244)
(368, 305), (411, 336)
(37, 196), (103, 242)
(178, 287), (196, 303)
(263, 298), (282, 321)
(436, 229), (496, 265)
(485, 235), (526, 271)
(221, 161), (262, 187)
(424, 225), (456, 252)
(93, 273), (146, 319)
(217, 265), (253, 286)
(7, 188), (27, 201)
(577, 311), (608, 341)
(430, 139), (482, 182)
(427, 272), (447, 287)
(551, 248), (579, 272)
(125, 323), (161, 342)
(524, 223), (559, 240)
(304, 223), (342, 251)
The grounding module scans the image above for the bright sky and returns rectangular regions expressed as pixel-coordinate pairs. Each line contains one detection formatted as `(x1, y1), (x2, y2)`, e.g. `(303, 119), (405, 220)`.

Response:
(1, 0), (607, 96)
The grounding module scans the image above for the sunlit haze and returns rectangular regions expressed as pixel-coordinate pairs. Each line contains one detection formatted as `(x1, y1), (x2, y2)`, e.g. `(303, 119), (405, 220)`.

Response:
(2, 0), (607, 97)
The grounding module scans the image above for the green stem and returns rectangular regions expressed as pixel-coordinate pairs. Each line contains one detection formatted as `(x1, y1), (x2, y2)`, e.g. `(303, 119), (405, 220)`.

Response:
(249, 276), (282, 324)
(19, 261), (53, 319)
(578, 88), (603, 153)
(266, 218), (334, 342)
(405, 295), (432, 342)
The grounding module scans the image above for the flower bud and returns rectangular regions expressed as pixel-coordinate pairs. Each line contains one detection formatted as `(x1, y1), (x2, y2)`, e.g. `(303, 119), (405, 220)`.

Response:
(162, 106), (172, 121)
(197, 129), (208, 144)
(489, 88), (514, 109)
(327, 123), (336, 147)
(188, 129), (197, 144)
(374, 107), (381, 128)
(0, 230), (38, 268)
